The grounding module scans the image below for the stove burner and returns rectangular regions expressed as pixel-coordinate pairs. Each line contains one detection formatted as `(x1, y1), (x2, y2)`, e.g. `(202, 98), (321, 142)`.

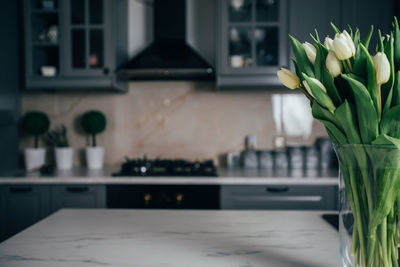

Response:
(112, 157), (218, 177)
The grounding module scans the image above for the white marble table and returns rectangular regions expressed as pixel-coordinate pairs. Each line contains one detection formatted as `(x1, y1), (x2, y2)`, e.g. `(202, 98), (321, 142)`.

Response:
(0, 209), (340, 267)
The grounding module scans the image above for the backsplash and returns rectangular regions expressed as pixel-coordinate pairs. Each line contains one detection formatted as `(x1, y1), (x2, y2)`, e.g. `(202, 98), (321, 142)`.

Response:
(20, 82), (327, 166)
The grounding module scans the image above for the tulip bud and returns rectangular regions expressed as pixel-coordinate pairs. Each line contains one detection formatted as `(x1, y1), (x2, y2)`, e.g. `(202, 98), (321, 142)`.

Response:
(343, 30), (356, 56)
(277, 68), (300, 89)
(302, 42), (316, 64)
(373, 52), (390, 84)
(332, 30), (356, 60)
(324, 37), (334, 50)
(325, 51), (342, 77)
(303, 78), (327, 97)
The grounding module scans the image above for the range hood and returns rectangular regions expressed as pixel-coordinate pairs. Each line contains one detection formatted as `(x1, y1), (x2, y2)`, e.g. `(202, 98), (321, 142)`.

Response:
(118, 0), (214, 80)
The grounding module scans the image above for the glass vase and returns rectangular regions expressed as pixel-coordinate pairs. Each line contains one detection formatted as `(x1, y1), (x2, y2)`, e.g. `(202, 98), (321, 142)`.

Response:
(335, 144), (400, 267)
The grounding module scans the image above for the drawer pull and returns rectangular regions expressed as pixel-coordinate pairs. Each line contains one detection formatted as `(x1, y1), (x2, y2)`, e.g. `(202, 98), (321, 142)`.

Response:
(266, 187), (289, 193)
(66, 186), (89, 193)
(9, 187), (32, 193)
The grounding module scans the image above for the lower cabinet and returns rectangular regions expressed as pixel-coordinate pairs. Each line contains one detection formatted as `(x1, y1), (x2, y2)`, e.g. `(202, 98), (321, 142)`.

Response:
(0, 184), (106, 242)
(0, 185), (51, 242)
(50, 185), (106, 212)
(220, 185), (338, 210)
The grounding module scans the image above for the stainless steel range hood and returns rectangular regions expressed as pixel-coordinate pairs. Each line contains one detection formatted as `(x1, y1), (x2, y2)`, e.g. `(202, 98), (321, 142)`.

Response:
(117, 0), (214, 80)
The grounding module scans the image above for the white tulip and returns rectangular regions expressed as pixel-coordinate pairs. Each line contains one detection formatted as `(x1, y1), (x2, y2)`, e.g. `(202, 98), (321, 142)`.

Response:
(277, 68), (300, 89)
(373, 52), (390, 84)
(332, 30), (355, 60)
(324, 37), (334, 50)
(302, 42), (317, 64)
(303, 78), (327, 97)
(343, 30), (356, 56)
(326, 51), (342, 77)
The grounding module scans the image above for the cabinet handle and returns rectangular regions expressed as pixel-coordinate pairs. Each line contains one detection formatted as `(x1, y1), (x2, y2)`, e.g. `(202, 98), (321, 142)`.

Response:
(66, 186), (89, 193)
(9, 187), (32, 193)
(266, 187), (289, 193)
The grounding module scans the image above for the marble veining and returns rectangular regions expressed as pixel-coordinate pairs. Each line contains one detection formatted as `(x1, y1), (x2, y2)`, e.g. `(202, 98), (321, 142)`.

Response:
(0, 209), (340, 267)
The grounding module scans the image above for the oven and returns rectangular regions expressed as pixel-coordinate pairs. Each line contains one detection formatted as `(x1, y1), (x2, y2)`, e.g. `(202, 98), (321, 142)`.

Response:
(106, 185), (220, 209)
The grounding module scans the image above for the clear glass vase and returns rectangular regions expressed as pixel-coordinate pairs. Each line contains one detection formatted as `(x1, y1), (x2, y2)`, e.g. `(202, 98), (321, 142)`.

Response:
(335, 144), (400, 267)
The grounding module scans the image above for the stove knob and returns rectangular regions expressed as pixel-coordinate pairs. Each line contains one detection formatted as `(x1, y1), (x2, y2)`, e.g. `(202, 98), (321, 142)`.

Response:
(176, 193), (184, 205)
(144, 193), (152, 205)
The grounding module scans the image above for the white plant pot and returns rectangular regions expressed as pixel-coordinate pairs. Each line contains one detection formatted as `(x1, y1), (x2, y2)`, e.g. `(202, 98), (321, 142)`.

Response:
(86, 147), (104, 169)
(24, 148), (46, 171)
(55, 147), (74, 170)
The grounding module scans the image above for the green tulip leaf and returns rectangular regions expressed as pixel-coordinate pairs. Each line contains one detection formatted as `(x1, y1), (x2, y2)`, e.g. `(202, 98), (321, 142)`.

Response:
(330, 22), (340, 34)
(334, 101), (362, 144)
(302, 73), (336, 113)
(392, 71), (400, 106)
(289, 35), (314, 77)
(382, 34), (395, 114)
(322, 67), (342, 106)
(360, 43), (380, 117)
(361, 25), (374, 50)
(312, 102), (347, 143)
(393, 17), (400, 70)
(381, 105), (400, 138)
(372, 134), (400, 149)
(341, 74), (379, 144)
(377, 30), (384, 53)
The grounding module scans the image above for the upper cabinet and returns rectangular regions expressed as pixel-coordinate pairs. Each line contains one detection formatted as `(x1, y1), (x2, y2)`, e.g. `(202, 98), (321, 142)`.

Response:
(216, 0), (394, 88)
(23, 0), (128, 91)
(217, 0), (288, 87)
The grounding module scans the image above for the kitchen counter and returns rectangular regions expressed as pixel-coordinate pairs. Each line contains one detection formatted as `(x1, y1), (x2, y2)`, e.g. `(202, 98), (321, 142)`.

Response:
(0, 209), (340, 267)
(0, 167), (338, 185)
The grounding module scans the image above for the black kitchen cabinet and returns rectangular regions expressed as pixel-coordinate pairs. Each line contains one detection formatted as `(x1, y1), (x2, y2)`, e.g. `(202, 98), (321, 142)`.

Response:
(220, 185), (338, 210)
(0, 185), (51, 242)
(22, 0), (128, 91)
(217, 0), (289, 87)
(217, 0), (394, 88)
(50, 185), (106, 212)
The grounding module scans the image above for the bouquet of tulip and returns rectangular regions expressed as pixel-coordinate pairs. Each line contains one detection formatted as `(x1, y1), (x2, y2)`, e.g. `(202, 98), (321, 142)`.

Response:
(278, 18), (400, 267)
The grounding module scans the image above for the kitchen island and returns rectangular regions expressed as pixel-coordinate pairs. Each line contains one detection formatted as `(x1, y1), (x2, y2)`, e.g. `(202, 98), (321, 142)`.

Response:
(0, 209), (340, 267)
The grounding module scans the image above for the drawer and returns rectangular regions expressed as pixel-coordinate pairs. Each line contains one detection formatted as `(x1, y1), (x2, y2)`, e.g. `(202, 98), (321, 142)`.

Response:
(220, 185), (337, 210)
(50, 185), (106, 212)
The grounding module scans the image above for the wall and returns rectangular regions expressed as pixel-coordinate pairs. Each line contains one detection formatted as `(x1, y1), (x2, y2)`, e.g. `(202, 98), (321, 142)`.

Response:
(20, 83), (327, 166)
(19, 0), (327, 167)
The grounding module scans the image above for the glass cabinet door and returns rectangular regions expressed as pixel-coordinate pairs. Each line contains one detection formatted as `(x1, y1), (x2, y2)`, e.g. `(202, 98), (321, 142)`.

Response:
(65, 0), (108, 76)
(222, 0), (286, 74)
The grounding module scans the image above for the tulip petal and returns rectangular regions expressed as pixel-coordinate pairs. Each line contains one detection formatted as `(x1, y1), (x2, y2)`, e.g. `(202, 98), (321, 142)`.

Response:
(302, 74), (336, 113)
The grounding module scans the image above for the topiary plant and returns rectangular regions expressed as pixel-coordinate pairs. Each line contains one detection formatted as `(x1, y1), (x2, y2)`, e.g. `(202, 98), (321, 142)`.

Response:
(21, 111), (50, 148)
(81, 110), (107, 147)
(45, 124), (69, 147)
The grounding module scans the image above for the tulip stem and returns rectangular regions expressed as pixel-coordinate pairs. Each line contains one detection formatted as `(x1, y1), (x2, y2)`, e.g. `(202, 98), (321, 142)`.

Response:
(378, 84), (382, 120)
(346, 59), (353, 72)
(299, 87), (315, 103)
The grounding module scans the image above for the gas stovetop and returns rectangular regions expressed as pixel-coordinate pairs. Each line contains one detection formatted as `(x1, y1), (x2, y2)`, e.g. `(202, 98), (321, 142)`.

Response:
(112, 157), (218, 177)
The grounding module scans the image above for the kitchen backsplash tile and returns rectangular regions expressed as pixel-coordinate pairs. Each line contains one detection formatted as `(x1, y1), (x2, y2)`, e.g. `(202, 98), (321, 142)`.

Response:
(20, 82), (327, 166)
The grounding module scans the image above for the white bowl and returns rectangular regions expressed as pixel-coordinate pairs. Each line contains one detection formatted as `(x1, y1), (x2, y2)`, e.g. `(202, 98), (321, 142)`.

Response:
(41, 66), (57, 77)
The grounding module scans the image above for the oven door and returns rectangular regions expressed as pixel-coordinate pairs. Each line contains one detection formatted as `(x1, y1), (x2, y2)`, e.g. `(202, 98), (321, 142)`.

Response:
(107, 185), (220, 209)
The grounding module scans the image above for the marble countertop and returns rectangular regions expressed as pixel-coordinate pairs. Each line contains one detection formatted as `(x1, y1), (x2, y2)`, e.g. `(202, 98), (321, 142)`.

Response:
(0, 167), (338, 185)
(0, 209), (340, 267)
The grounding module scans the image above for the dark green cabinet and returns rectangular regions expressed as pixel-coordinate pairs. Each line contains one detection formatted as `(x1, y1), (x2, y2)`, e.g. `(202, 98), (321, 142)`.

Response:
(23, 0), (128, 91)
(50, 185), (106, 212)
(217, 0), (289, 87)
(0, 185), (51, 242)
(217, 0), (394, 88)
(220, 185), (338, 210)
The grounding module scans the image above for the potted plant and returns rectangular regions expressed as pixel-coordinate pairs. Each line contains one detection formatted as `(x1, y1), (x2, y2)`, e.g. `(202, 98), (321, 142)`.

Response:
(81, 110), (106, 169)
(21, 111), (50, 171)
(46, 125), (73, 170)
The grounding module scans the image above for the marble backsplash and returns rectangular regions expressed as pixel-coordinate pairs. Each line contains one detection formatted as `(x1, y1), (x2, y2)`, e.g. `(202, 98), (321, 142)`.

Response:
(20, 82), (327, 166)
